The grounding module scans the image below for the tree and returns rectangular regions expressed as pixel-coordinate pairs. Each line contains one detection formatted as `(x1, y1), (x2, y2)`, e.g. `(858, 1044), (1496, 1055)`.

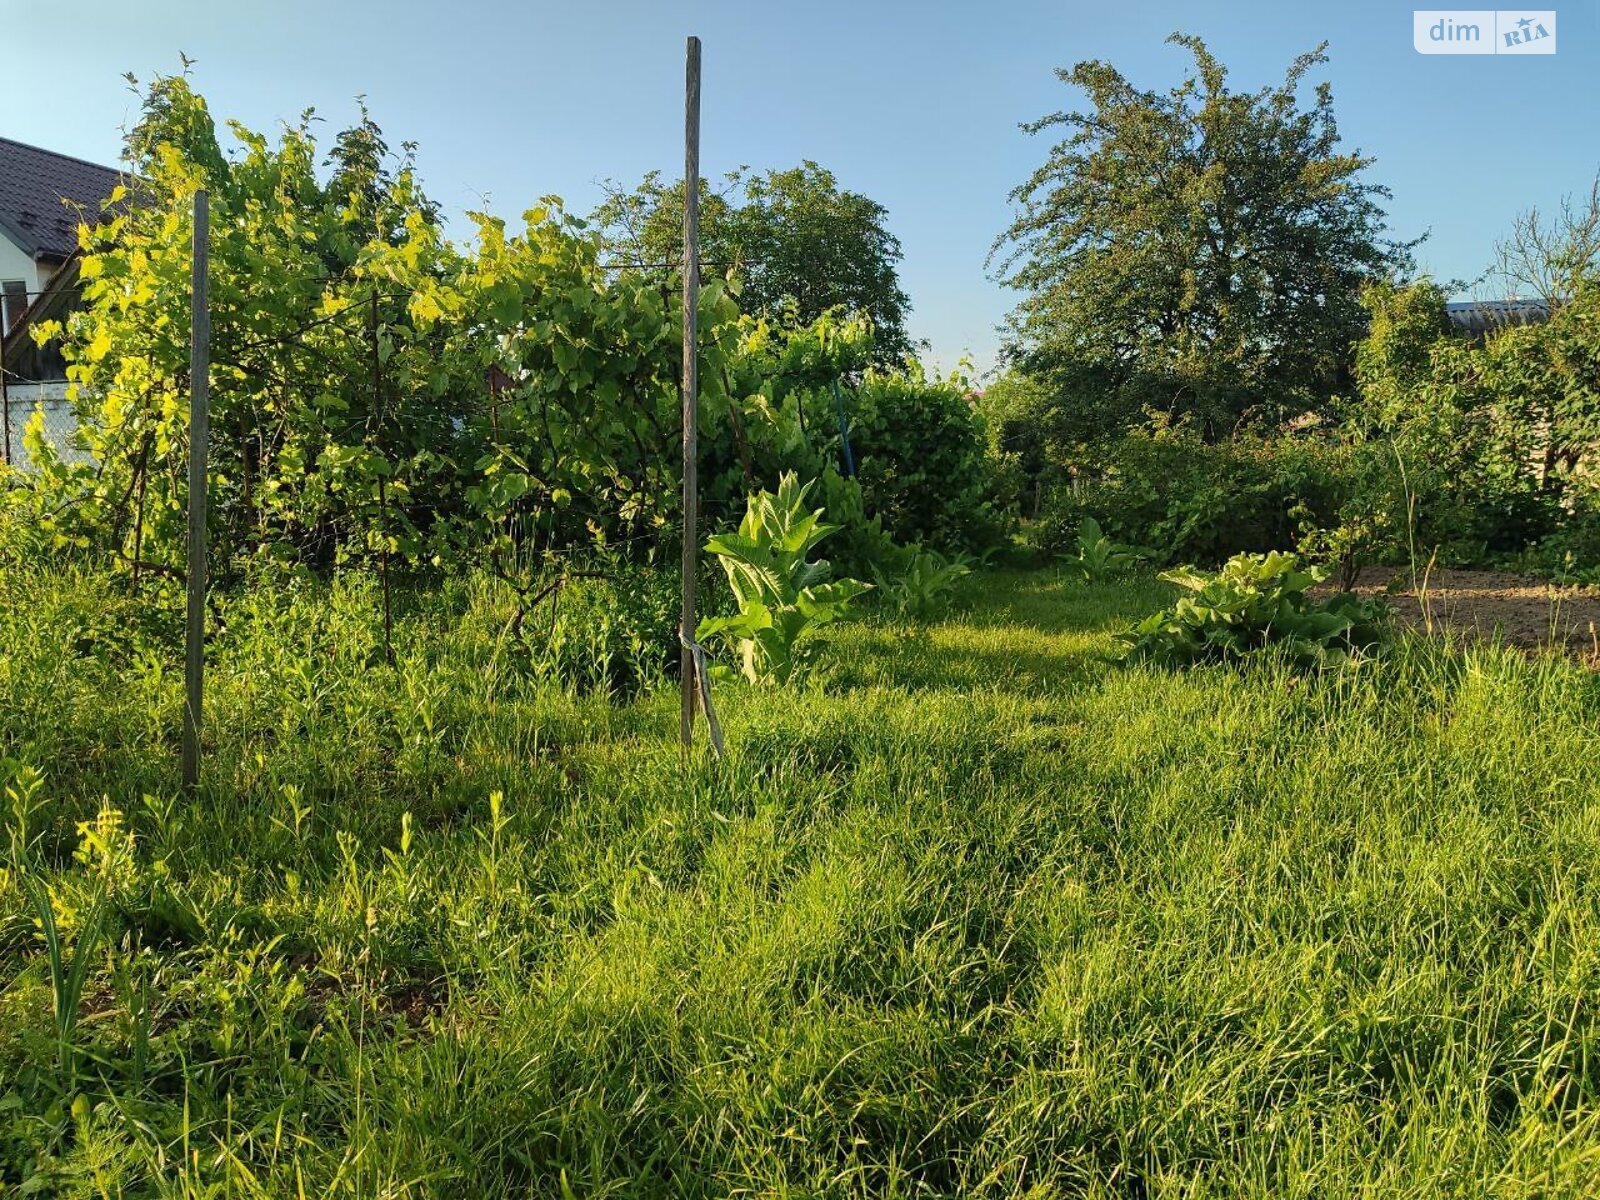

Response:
(592, 162), (916, 368)
(1492, 173), (1600, 310)
(992, 34), (1413, 438)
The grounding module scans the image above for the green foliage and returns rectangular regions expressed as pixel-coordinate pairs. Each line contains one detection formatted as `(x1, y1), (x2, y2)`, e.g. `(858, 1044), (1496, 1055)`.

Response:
(973, 369), (1059, 516)
(593, 161), (915, 368)
(701, 314), (1007, 563)
(1037, 429), (1352, 567)
(993, 34), (1410, 435)
(1350, 279), (1453, 430)
(14, 77), (1006, 595)
(6, 565), (1600, 1193)
(1333, 278), (1594, 568)
(1059, 517), (1148, 582)
(697, 474), (870, 684)
(535, 564), (680, 696)
(869, 544), (972, 621)
(1119, 551), (1389, 666)
(842, 366), (1010, 553)
(1027, 275), (1600, 581)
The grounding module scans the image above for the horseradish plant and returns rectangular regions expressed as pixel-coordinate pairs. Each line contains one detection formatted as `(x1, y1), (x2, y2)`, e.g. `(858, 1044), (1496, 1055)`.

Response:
(870, 544), (972, 620)
(1119, 551), (1388, 667)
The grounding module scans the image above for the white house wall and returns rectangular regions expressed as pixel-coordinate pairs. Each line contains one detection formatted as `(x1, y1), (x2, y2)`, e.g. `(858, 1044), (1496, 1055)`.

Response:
(0, 230), (44, 294)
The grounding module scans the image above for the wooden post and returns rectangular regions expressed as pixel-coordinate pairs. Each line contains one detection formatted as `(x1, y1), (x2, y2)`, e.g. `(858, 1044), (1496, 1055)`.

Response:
(679, 35), (702, 749)
(1, 289), (12, 466)
(1, 342), (10, 468)
(370, 289), (394, 664)
(181, 190), (209, 791)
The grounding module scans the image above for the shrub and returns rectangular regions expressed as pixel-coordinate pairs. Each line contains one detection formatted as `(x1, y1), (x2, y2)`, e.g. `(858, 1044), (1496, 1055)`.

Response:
(17, 79), (1008, 597)
(1037, 430), (1352, 567)
(1118, 551), (1389, 667)
(835, 366), (1010, 554)
(1335, 279), (1577, 568)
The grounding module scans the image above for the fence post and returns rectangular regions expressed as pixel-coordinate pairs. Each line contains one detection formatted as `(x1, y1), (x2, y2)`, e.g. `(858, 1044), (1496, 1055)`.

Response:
(370, 289), (394, 664)
(181, 190), (210, 791)
(680, 35), (702, 749)
(1, 348), (10, 468)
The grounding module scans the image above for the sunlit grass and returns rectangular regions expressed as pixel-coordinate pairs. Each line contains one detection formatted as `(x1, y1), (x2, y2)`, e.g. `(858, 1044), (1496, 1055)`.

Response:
(3, 564), (1599, 1196)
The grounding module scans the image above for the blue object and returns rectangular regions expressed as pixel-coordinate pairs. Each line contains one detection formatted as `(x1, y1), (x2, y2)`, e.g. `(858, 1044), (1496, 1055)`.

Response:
(832, 377), (856, 477)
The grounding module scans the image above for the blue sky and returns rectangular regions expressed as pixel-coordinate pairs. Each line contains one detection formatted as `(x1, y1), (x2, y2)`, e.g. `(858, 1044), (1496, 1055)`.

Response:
(6, 0), (1598, 375)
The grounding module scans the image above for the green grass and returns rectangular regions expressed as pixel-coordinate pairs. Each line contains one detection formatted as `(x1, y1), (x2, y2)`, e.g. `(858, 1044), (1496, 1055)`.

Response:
(3, 565), (1600, 1196)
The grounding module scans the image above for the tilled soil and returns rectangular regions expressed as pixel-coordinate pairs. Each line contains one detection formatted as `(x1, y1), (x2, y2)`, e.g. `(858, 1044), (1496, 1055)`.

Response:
(1333, 567), (1600, 666)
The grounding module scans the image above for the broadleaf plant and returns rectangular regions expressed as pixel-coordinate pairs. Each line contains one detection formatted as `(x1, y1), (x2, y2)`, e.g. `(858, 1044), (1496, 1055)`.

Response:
(1118, 550), (1389, 667)
(1061, 517), (1148, 582)
(870, 544), (972, 620)
(697, 473), (870, 684)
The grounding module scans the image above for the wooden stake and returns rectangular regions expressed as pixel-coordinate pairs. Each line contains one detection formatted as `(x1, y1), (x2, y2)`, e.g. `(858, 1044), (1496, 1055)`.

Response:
(1, 288), (12, 465)
(181, 190), (210, 790)
(680, 35), (702, 749)
(1, 344), (10, 468)
(370, 290), (394, 665)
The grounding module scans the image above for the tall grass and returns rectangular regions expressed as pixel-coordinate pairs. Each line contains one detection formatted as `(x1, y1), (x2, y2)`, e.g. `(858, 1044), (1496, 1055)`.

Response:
(2, 564), (1599, 1195)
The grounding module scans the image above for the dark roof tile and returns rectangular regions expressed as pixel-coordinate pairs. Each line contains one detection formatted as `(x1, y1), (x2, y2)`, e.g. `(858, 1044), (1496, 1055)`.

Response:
(0, 137), (124, 261)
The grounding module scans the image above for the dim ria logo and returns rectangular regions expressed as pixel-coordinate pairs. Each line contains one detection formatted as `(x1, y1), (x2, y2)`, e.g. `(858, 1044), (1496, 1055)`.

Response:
(1414, 10), (1556, 53)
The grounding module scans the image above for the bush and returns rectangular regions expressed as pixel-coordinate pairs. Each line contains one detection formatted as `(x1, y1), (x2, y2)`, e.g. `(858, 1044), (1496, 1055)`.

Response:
(17, 80), (1009, 601)
(830, 367), (1010, 555)
(1037, 430), (1352, 567)
(1335, 280), (1574, 568)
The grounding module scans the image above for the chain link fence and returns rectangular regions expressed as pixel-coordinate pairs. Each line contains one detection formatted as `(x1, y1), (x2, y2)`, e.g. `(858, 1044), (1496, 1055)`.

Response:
(2, 377), (84, 469)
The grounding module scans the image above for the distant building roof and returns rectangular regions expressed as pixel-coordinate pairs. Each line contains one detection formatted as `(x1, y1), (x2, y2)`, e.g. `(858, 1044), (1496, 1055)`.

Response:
(0, 137), (124, 262)
(1445, 299), (1550, 339)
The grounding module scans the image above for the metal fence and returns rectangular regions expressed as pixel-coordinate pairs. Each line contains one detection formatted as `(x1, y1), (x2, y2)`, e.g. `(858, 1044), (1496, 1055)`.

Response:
(2, 378), (83, 469)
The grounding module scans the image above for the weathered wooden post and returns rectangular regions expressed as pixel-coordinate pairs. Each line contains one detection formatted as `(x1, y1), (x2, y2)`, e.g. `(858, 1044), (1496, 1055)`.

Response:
(680, 35), (702, 748)
(1, 338), (10, 468)
(181, 190), (209, 790)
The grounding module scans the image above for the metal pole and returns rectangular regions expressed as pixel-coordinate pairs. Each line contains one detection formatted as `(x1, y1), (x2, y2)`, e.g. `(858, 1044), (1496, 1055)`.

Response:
(181, 190), (210, 790)
(680, 35), (702, 748)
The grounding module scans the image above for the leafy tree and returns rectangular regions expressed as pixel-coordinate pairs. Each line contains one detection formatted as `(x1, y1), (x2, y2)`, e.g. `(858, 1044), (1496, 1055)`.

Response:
(14, 75), (1002, 597)
(992, 34), (1413, 438)
(593, 162), (916, 368)
(28, 73), (713, 577)
(1349, 279), (1452, 433)
(973, 369), (1060, 516)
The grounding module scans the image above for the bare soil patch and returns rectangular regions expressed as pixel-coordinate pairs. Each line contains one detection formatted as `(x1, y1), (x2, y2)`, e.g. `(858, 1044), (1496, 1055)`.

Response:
(1334, 567), (1600, 665)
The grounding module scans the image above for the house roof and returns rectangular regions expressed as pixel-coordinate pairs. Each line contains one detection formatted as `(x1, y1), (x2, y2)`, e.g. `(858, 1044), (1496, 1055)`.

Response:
(1444, 299), (1550, 338)
(0, 136), (124, 262)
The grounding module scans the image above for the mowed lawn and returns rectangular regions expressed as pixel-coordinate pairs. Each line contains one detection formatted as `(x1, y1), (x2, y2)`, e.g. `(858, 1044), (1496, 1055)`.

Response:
(3, 567), (1600, 1197)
